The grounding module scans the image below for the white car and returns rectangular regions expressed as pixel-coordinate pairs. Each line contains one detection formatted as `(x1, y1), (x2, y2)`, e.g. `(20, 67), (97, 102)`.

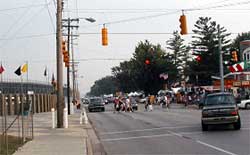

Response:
(237, 99), (250, 109)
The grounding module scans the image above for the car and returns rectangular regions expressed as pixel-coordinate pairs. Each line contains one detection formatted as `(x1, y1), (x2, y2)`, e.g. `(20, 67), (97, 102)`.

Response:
(237, 99), (250, 109)
(88, 97), (105, 112)
(201, 92), (241, 131)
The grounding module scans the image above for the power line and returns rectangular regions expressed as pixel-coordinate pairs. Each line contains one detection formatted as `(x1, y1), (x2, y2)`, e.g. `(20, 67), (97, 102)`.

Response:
(45, 0), (56, 33)
(0, 6), (47, 49)
(0, 33), (55, 40)
(0, 2), (51, 12)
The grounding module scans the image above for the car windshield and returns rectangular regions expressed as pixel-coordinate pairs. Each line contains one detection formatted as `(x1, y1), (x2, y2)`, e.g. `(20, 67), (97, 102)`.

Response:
(90, 98), (102, 104)
(205, 94), (235, 106)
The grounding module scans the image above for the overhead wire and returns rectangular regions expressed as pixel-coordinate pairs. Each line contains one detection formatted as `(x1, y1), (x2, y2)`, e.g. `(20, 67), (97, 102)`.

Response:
(0, 6), (48, 49)
(0, 3), (51, 12)
(45, 0), (56, 33)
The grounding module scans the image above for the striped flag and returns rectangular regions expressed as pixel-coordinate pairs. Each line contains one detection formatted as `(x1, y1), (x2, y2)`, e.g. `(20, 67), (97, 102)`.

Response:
(228, 61), (250, 73)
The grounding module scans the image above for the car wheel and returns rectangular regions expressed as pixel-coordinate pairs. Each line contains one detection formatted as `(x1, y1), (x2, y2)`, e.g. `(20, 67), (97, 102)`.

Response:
(233, 117), (241, 130)
(245, 103), (250, 110)
(202, 122), (208, 131)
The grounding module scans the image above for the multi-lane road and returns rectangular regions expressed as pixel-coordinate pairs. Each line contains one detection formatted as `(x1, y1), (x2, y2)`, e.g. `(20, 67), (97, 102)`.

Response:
(87, 104), (250, 155)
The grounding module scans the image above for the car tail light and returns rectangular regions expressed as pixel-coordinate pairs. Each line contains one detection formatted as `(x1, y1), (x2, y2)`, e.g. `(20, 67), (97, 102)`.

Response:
(231, 110), (238, 115)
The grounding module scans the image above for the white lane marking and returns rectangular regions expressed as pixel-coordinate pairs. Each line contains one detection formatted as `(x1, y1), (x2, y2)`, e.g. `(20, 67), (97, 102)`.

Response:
(100, 125), (196, 135)
(196, 140), (238, 155)
(101, 131), (202, 142)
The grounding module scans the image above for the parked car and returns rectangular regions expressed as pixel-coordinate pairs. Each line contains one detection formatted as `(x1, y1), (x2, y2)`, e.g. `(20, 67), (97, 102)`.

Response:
(237, 99), (250, 109)
(88, 97), (105, 112)
(201, 92), (241, 131)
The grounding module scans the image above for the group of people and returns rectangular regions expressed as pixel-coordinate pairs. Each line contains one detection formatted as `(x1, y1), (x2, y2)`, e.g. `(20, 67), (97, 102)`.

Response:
(144, 94), (172, 111)
(113, 96), (136, 113)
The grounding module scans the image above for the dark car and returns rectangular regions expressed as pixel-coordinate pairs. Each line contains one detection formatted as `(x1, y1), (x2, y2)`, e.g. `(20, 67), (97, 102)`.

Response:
(201, 92), (241, 131)
(88, 97), (105, 112)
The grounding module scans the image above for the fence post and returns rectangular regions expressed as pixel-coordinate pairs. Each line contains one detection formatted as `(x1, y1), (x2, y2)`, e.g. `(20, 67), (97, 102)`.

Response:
(36, 94), (40, 113)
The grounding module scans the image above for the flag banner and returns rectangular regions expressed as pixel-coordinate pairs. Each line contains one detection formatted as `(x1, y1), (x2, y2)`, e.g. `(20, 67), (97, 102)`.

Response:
(21, 63), (28, 73)
(0, 65), (5, 74)
(228, 61), (250, 73)
(44, 67), (47, 76)
(51, 73), (55, 84)
(14, 66), (22, 76)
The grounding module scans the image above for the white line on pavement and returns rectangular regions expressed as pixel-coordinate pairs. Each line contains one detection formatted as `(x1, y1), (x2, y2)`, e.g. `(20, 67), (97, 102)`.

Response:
(101, 131), (202, 142)
(100, 125), (196, 135)
(196, 140), (238, 155)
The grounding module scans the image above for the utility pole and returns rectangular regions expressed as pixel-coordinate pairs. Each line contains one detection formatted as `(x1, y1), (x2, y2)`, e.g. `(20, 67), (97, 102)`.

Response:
(56, 0), (64, 128)
(62, 18), (79, 114)
(71, 31), (76, 105)
(218, 24), (224, 92)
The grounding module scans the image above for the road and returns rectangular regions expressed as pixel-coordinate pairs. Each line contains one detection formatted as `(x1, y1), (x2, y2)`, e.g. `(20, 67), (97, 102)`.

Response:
(87, 104), (250, 155)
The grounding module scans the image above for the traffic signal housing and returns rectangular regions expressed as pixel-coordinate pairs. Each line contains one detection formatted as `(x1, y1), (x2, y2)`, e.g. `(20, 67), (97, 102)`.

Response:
(102, 26), (108, 46)
(231, 51), (238, 62)
(179, 14), (187, 35)
(62, 40), (69, 67)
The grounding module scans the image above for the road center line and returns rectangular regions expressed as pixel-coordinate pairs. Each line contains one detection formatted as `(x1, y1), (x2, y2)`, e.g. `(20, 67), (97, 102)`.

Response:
(196, 140), (238, 155)
(101, 131), (202, 142)
(99, 125), (196, 135)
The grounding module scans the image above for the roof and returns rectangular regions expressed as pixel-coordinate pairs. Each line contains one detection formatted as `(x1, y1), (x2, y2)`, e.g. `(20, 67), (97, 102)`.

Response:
(206, 92), (233, 97)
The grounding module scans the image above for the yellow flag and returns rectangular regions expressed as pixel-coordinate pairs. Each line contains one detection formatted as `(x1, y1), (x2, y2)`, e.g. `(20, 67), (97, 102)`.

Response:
(21, 63), (28, 73)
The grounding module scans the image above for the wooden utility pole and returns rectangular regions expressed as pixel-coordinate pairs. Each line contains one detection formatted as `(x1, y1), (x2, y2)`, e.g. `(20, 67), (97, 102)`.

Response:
(56, 0), (64, 128)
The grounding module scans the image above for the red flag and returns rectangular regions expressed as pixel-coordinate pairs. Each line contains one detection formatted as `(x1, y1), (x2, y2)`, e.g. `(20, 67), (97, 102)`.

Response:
(0, 65), (4, 74)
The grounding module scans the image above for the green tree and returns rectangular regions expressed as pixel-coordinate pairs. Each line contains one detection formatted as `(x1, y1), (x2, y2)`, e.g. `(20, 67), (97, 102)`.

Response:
(88, 76), (117, 96)
(112, 40), (177, 95)
(231, 31), (250, 51)
(189, 17), (231, 85)
(166, 31), (191, 81)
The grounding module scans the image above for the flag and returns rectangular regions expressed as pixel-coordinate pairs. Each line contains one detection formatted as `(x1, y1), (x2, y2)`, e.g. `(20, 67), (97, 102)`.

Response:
(21, 63), (28, 73)
(0, 64), (5, 74)
(44, 67), (47, 76)
(51, 73), (55, 85)
(228, 61), (250, 73)
(14, 66), (22, 76)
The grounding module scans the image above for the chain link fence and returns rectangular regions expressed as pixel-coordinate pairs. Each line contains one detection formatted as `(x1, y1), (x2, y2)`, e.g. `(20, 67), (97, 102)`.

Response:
(0, 94), (56, 155)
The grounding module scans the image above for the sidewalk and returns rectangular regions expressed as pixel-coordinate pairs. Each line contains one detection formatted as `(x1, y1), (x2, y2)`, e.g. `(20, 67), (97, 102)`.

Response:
(14, 110), (88, 155)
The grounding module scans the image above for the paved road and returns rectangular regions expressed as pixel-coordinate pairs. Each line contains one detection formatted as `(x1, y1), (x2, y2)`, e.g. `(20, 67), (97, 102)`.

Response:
(87, 104), (250, 155)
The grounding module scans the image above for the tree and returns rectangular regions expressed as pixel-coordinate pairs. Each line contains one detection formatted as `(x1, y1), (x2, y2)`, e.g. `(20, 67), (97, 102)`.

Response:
(166, 31), (191, 81)
(112, 40), (177, 95)
(189, 17), (231, 85)
(231, 32), (250, 51)
(88, 76), (117, 96)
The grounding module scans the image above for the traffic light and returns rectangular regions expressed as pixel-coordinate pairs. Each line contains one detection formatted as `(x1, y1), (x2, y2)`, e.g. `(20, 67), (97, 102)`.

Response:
(179, 14), (187, 35)
(63, 50), (69, 67)
(145, 59), (150, 65)
(62, 40), (66, 52)
(102, 26), (108, 46)
(62, 40), (70, 67)
(231, 51), (238, 62)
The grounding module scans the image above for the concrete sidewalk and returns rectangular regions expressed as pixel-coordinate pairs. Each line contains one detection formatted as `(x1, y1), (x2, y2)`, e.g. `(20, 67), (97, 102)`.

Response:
(14, 110), (88, 155)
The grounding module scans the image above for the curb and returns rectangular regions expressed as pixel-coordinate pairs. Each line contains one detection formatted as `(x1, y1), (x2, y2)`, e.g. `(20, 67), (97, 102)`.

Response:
(85, 117), (107, 155)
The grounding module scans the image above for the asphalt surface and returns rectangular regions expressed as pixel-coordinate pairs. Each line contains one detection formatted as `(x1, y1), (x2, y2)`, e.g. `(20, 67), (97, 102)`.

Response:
(87, 104), (250, 155)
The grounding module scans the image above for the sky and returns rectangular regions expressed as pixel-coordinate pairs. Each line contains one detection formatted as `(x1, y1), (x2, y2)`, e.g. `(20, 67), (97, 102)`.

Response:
(0, 0), (250, 96)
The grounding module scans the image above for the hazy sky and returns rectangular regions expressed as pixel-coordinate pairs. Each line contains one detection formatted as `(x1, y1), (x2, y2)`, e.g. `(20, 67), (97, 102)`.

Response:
(0, 0), (250, 95)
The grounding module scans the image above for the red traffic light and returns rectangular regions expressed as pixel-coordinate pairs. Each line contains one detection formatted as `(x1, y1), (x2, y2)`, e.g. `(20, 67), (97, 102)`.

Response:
(145, 59), (150, 65)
